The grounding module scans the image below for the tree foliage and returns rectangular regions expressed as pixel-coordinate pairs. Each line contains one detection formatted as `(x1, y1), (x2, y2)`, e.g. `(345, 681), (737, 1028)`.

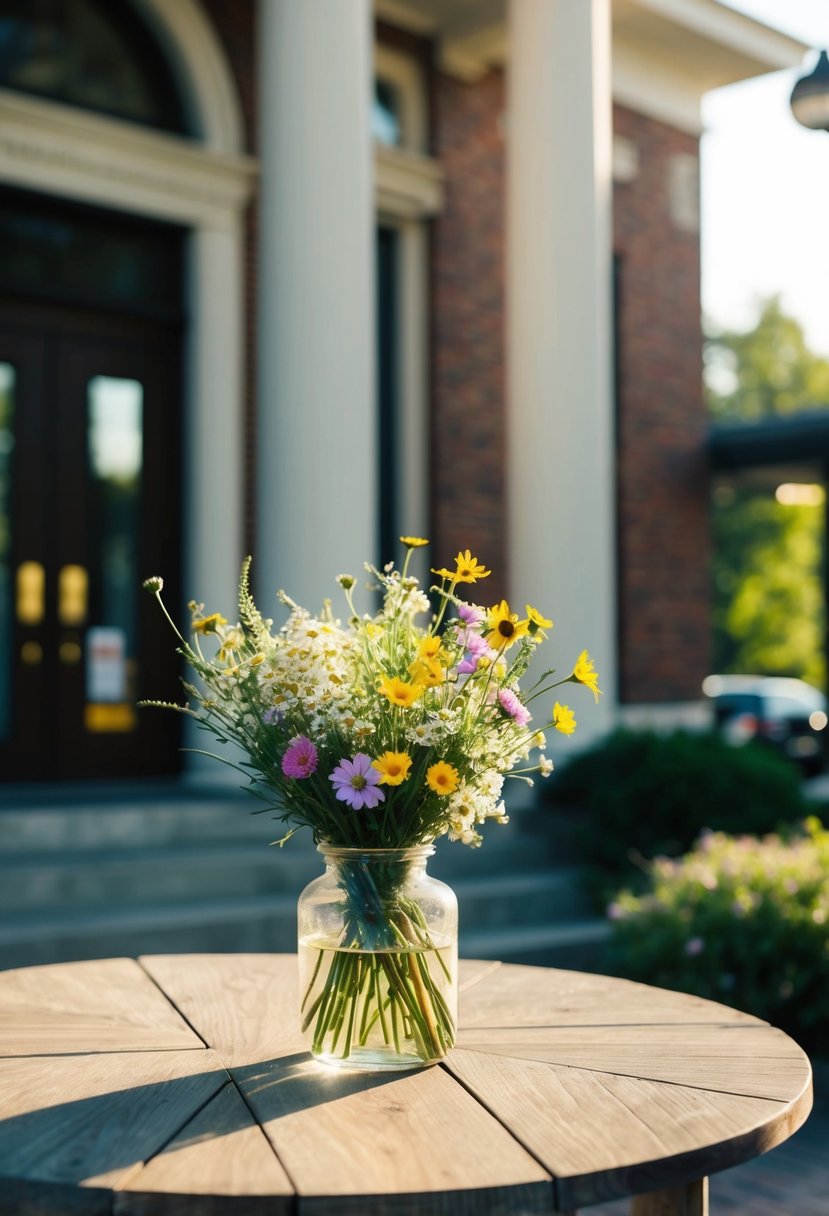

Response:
(707, 298), (829, 685)
(706, 295), (829, 422)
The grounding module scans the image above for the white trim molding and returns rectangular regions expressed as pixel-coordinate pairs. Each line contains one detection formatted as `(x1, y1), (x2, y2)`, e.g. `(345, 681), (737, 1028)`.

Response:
(0, 90), (256, 229)
(376, 144), (444, 218)
(132, 0), (245, 152)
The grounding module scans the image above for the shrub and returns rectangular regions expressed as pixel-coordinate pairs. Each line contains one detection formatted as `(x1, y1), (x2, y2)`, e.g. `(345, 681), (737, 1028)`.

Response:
(606, 817), (829, 1054)
(545, 728), (809, 894)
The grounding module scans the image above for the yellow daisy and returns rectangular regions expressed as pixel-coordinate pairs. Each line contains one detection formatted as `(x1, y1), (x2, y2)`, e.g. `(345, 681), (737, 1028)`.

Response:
(553, 702), (577, 736)
(426, 761), (459, 796)
(571, 650), (602, 702)
(409, 656), (445, 688)
(525, 604), (553, 633)
(193, 612), (227, 636)
(453, 549), (491, 584)
(400, 536), (429, 548)
(485, 600), (530, 650)
(372, 751), (413, 785)
(378, 675), (424, 708)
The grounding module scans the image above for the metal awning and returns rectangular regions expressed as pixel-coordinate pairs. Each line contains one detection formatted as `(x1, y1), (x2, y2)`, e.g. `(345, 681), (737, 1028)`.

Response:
(710, 409), (829, 471)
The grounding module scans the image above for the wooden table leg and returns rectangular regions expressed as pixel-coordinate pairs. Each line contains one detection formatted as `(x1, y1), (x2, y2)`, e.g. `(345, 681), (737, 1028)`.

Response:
(630, 1177), (708, 1216)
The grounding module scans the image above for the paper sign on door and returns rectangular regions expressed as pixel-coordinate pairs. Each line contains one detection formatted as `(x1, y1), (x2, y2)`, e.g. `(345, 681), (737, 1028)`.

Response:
(86, 627), (127, 702)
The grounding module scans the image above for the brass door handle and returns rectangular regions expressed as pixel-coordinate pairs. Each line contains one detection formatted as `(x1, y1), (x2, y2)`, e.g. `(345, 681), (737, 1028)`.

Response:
(58, 564), (88, 626)
(16, 561), (44, 625)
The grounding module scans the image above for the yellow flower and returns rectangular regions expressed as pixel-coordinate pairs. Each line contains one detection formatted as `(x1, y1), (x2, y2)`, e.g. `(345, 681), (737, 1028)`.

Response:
(431, 549), (491, 584)
(452, 549), (491, 584)
(484, 600), (530, 650)
(400, 536), (429, 548)
(193, 612), (227, 636)
(571, 650), (602, 702)
(426, 761), (459, 796)
(378, 675), (424, 708)
(373, 751), (413, 785)
(409, 656), (445, 687)
(417, 636), (445, 661)
(553, 702), (577, 736)
(525, 604), (553, 633)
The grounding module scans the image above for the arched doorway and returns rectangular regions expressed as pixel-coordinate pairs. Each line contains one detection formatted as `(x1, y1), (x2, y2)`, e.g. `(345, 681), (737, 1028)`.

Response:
(0, 0), (255, 782)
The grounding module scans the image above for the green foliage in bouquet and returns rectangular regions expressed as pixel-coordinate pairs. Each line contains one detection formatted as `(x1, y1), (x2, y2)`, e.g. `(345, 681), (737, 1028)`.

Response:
(545, 727), (807, 898)
(606, 818), (829, 1054)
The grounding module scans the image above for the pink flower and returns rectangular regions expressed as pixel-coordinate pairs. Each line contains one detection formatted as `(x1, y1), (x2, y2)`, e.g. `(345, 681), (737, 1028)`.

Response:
(457, 602), (484, 627)
(329, 753), (386, 810)
(498, 688), (531, 727)
(282, 735), (318, 779)
(685, 936), (705, 957)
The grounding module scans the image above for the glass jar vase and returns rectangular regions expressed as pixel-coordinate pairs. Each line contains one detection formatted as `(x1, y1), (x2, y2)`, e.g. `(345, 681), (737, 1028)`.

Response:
(297, 845), (458, 1071)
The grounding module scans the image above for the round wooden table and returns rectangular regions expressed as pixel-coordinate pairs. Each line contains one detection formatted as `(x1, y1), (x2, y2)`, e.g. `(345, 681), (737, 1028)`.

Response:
(0, 954), (812, 1214)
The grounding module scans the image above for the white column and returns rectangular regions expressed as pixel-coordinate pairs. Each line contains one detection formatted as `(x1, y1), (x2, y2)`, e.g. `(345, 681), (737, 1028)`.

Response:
(256, 0), (376, 614)
(187, 222), (246, 612)
(184, 221), (247, 781)
(507, 0), (616, 748)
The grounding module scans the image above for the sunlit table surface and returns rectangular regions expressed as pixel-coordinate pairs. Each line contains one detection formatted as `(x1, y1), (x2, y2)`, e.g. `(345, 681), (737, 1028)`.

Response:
(0, 954), (813, 1215)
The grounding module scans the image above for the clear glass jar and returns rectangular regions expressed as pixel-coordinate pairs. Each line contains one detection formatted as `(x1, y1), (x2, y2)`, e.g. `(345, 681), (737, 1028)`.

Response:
(297, 845), (458, 1071)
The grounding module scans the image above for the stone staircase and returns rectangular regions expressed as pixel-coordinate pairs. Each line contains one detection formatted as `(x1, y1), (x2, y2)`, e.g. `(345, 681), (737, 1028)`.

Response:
(0, 781), (609, 972)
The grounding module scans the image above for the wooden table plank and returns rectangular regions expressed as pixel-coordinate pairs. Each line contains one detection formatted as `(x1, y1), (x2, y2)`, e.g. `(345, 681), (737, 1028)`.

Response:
(458, 964), (767, 1030)
(233, 1054), (553, 1210)
(141, 955), (555, 1210)
(115, 1080), (295, 1216)
(140, 954), (304, 1067)
(0, 1049), (227, 1200)
(445, 1049), (812, 1211)
(0, 957), (203, 1056)
(455, 1023), (812, 1101)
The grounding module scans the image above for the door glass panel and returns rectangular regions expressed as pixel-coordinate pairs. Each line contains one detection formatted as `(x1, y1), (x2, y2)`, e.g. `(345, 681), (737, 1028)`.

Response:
(0, 363), (13, 740)
(86, 375), (142, 730)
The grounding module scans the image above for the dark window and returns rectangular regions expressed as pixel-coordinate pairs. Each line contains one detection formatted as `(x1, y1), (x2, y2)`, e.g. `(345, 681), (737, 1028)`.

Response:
(0, 0), (190, 135)
(0, 188), (184, 319)
(377, 225), (398, 566)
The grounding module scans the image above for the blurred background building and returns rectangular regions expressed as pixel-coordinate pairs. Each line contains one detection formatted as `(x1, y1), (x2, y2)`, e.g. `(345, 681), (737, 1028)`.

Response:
(0, 0), (812, 964)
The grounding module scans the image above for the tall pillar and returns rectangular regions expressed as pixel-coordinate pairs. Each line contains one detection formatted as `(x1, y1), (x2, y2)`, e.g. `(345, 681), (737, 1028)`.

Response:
(257, 0), (376, 613)
(507, 0), (616, 747)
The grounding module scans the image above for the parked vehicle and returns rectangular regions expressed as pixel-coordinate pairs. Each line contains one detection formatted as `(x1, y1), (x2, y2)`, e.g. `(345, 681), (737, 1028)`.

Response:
(702, 674), (828, 775)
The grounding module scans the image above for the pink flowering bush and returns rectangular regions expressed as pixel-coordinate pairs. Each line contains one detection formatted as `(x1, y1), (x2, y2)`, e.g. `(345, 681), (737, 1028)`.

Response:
(607, 816), (829, 1053)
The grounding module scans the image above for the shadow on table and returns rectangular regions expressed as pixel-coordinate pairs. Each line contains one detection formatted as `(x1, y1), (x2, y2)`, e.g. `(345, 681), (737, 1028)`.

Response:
(0, 1050), (402, 1193)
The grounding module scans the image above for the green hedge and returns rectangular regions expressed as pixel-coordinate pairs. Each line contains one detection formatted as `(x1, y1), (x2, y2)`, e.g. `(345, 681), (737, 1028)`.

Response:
(606, 818), (829, 1054)
(545, 728), (809, 894)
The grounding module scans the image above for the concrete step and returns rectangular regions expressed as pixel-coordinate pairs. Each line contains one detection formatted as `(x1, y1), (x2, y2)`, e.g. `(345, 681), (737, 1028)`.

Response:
(0, 841), (322, 910)
(0, 901), (610, 974)
(461, 918), (612, 971)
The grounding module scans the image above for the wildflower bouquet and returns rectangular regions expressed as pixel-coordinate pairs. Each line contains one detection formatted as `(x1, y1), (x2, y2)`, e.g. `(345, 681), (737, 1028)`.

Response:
(144, 538), (599, 1067)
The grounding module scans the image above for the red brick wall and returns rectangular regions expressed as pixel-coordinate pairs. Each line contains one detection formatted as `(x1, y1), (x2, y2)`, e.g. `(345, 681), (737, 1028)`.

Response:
(613, 105), (711, 703)
(430, 69), (508, 603)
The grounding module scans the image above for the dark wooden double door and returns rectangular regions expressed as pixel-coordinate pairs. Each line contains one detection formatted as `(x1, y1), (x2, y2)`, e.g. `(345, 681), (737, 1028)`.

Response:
(0, 301), (182, 782)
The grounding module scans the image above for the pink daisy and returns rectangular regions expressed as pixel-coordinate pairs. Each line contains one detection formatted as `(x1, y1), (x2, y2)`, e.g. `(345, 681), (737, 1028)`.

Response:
(281, 735), (318, 779)
(498, 688), (531, 727)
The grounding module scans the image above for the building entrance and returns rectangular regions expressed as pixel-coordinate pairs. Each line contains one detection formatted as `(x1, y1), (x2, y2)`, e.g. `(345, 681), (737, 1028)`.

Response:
(0, 191), (185, 781)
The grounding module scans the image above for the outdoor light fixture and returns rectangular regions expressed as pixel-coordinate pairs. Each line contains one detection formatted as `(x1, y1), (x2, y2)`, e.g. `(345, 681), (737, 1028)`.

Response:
(790, 50), (829, 132)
